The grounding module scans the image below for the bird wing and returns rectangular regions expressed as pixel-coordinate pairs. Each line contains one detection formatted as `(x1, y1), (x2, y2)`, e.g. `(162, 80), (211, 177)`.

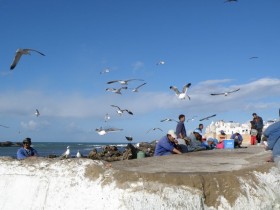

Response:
(107, 80), (119, 84)
(199, 114), (216, 121)
(126, 79), (144, 82)
(135, 82), (147, 90)
(107, 128), (123, 132)
(182, 83), (191, 93)
(0, 124), (9, 128)
(154, 128), (163, 131)
(170, 86), (180, 94)
(125, 136), (133, 140)
(124, 110), (133, 115)
(26, 49), (45, 56)
(228, 88), (240, 94)
(210, 92), (225, 96)
(111, 105), (121, 110)
(120, 86), (128, 90)
(10, 51), (23, 70)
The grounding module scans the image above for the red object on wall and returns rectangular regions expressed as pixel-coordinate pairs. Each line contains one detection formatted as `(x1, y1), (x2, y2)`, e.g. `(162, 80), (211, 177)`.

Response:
(251, 136), (256, 145)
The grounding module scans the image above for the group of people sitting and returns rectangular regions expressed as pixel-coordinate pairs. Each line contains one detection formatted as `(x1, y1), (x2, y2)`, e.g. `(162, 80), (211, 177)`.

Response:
(154, 114), (243, 156)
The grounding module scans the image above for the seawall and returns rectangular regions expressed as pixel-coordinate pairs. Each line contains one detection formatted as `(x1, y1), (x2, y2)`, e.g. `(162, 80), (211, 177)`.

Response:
(0, 146), (280, 210)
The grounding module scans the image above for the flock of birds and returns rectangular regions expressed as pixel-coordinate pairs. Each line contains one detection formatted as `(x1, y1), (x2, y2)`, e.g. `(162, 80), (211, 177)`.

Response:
(1, 47), (243, 143)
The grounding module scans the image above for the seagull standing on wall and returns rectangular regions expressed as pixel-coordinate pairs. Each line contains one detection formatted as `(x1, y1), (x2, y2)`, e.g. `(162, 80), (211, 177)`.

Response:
(10, 48), (45, 70)
(60, 146), (70, 159)
(170, 83), (191, 100)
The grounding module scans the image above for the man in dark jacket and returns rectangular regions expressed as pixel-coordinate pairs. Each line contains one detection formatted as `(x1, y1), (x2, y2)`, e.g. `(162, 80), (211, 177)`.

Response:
(252, 113), (264, 145)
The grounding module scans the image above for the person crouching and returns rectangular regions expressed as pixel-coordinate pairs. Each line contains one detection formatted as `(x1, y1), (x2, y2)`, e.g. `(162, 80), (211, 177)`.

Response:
(154, 130), (182, 156)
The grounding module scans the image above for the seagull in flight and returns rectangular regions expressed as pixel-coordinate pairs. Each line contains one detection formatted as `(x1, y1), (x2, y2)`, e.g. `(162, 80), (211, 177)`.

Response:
(35, 109), (40, 117)
(160, 118), (179, 123)
(187, 116), (198, 122)
(111, 105), (133, 115)
(156, 61), (165, 65)
(199, 114), (217, 121)
(106, 87), (128, 94)
(107, 79), (144, 85)
(146, 127), (163, 133)
(131, 82), (147, 92)
(210, 88), (240, 96)
(10, 48), (45, 70)
(0, 124), (9, 128)
(125, 136), (133, 141)
(100, 68), (110, 74)
(170, 83), (191, 100)
(249, 56), (258, 59)
(104, 113), (111, 122)
(60, 146), (71, 159)
(95, 127), (123, 135)
(224, 0), (237, 3)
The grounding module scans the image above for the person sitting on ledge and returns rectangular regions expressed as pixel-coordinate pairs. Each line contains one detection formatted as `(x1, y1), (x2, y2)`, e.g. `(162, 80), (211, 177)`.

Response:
(263, 121), (280, 162)
(187, 129), (208, 151)
(154, 130), (182, 156)
(230, 130), (243, 148)
(17, 138), (39, 160)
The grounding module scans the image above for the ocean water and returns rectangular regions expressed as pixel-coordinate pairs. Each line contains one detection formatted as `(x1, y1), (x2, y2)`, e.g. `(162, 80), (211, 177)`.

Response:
(0, 142), (129, 158)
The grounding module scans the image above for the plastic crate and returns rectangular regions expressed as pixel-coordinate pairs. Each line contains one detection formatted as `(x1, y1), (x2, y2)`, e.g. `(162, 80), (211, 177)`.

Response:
(224, 139), (234, 149)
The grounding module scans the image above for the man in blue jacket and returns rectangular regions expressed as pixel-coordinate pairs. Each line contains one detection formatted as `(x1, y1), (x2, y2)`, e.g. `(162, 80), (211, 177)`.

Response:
(17, 138), (39, 160)
(263, 121), (280, 162)
(154, 130), (182, 156)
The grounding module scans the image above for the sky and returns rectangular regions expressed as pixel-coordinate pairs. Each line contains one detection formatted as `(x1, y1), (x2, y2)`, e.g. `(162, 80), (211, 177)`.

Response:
(0, 0), (279, 143)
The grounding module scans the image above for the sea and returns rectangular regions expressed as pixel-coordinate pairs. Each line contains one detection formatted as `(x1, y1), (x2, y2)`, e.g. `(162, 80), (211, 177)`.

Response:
(0, 142), (129, 158)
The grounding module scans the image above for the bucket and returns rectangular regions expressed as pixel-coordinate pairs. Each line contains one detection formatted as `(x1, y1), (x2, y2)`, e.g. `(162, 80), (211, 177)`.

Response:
(137, 151), (145, 159)
(224, 139), (234, 149)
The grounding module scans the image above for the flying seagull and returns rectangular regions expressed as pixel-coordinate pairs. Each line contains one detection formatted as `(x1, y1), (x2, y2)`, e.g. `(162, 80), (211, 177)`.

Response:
(249, 56), (258, 59)
(170, 83), (191, 100)
(156, 61), (165, 65)
(107, 79), (144, 85)
(187, 116), (198, 122)
(10, 48), (45, 70)
(160, 118), (179, 123)
(199, 114), (217, 121)
(76, 150), (82, 158)
(104, 113), (111, 122)
(35, 109), (40, 117)
(0, 124), (9, 128)
(95, 127), (123, 135)
(146, 127), (163, 133)
(100, 68), (110, 74)
(125, 136), (133, 141)
(111, 105), (133, 115)
(131, 82), (147, 92)
(106, 87), (128, 94)
(60, 146), (71, 159)
(210, 88), (240, 96)
(224, 0), (237, 3)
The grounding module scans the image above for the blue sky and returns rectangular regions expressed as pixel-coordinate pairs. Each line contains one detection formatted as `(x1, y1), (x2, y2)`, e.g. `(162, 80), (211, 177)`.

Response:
(0, 0), (279, 142)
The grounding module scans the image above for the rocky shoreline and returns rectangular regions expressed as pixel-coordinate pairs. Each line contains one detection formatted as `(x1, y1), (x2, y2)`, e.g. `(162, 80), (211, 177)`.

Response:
(0, 141), (21, 147)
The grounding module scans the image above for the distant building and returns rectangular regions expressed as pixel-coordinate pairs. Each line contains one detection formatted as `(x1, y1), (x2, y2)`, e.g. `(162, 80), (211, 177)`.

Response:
(205, 119), (278, 138)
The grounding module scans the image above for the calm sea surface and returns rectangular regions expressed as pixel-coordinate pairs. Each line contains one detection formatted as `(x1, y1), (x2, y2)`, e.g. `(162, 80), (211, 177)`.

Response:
(0, 142), (129, 158)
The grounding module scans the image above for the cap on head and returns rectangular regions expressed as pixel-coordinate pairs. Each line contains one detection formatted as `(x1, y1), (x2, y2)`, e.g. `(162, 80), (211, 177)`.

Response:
(193, 128), (203, 136)
(220, 130), (226, 135)
(22, 137), (31, 144)
(167, 130), (177, 139)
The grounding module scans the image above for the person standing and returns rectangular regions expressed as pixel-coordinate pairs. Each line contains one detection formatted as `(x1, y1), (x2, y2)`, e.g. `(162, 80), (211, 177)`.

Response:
(176, 114), (186, 139)
(17, 137), (39, 160)
(198, 123), (204, 133)
(252, 113), (264, 145)
(154, 130), (182, 156)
